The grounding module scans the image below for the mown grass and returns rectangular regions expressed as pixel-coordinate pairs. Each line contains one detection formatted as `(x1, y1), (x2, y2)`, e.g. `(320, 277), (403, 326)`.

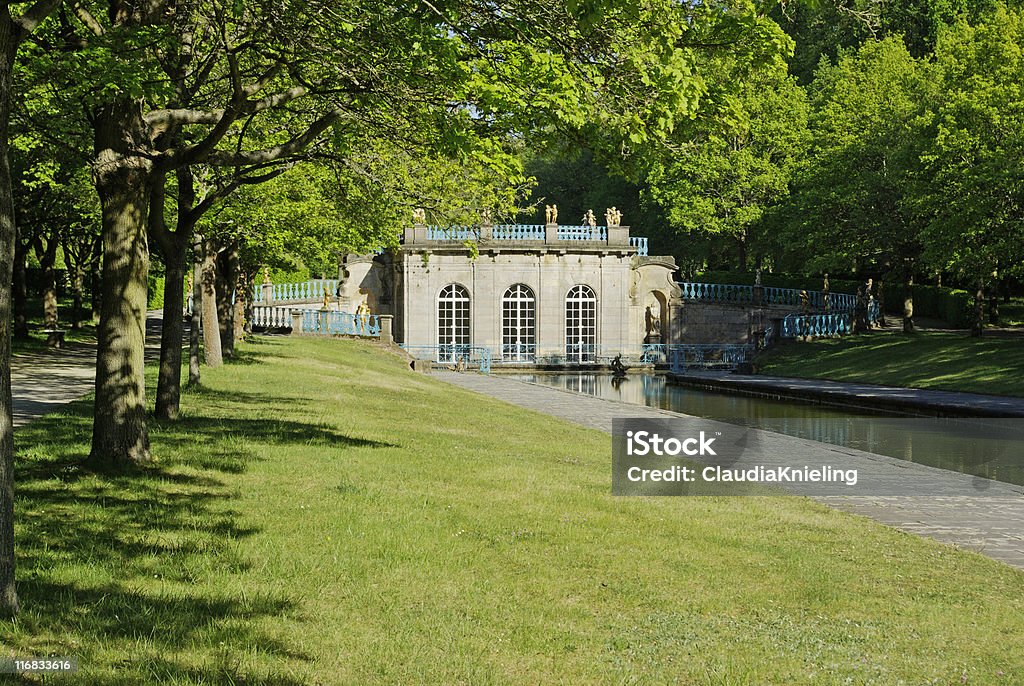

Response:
(3, 336), (1024, 684)
(1001, 298), (1024, 327)
(757, 330), (1024, 397)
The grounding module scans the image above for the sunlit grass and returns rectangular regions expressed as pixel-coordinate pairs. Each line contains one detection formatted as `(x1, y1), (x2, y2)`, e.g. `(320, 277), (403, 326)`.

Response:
(3, 336), (1023, 684)
(757, 330), (1024, 396)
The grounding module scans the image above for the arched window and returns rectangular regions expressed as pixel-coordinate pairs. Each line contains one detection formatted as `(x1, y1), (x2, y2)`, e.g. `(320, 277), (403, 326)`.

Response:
(502, 284), (536, 361)
(565, 285), (596, 362)
(437, 284), (470, 362)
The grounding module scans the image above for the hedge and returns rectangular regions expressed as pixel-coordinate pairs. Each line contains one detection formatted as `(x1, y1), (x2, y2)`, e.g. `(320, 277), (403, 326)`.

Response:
(147, 274), (165, 310)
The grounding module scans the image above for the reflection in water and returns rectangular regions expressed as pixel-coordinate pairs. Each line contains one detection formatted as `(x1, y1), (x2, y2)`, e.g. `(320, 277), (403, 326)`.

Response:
(509, 373), (1024, 487)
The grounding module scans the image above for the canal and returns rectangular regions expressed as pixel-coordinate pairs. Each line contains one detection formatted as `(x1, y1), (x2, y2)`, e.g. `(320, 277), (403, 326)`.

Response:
(506, 372), (1024, 487)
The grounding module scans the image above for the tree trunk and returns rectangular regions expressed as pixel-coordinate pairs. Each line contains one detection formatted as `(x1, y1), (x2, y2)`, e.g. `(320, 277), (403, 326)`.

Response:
(12, 238), (27, 339)
(876, 279), (886, 328)
(971, 280), (984, 338)
(200, 237), (222, 367)
(737, 231), (748, 273)
(70, 264), (84, 329)
(216, 244), (239, 357)
(90, 249), (102, 323)
(234, 268), (249, 344)
(0, 15), (20, 617)
(189, 236), (202, 385)
(902, 273), (915, 334)
(37, 238), (58, 331)
(154, 234), (189, 420)
(89, 100), (153, 468)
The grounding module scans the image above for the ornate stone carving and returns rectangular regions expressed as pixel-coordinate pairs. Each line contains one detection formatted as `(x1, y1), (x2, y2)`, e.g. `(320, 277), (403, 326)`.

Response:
(545, 204), (558, 224)
(412, 207), (426, 224)
(583, 209), (596, 227)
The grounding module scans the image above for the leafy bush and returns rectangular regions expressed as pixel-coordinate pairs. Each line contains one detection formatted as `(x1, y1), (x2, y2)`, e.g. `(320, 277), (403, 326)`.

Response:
(147, 275), (165, 310)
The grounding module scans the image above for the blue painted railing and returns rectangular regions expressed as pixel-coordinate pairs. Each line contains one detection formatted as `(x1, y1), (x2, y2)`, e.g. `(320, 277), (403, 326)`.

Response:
(402, 345), (492, 374)
(492, 224), (545, 240)
(677, 282), (861, 312)
(557, 225), (607, 241)
(669, 345), (755, 371)
(253, 279), (339, 304)
(427, 226), (479, 241)
(251, 306), (291, 328)
(500, 343), (537, 361)
(780, 313), (850, 338)
(301, 310), (380, 337)
(630, 236), (648, 256)
(779, 300), (881, 339)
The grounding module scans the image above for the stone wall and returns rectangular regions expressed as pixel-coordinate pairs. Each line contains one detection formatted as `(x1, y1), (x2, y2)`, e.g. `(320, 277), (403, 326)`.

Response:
(675, 301), (796, 344)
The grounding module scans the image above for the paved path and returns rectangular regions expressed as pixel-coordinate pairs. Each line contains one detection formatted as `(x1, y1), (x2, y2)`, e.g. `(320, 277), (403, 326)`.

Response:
(672, 370), (1024, 417)
(436, 372), (1024, 570)
(11, 345), (97, 427)
(10, 312), (166, 427)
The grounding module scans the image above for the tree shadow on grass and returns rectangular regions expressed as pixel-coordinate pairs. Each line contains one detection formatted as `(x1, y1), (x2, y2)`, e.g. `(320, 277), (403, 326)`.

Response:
(6, 411), (380, 683)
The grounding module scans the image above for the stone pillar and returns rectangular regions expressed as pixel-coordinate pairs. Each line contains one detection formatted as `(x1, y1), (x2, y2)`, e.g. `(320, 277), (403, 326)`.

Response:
(404, 223), (429, 244)
(607, 225), (629, 247)
(290, 309), (303, 334)
(379, 314), (394, 345)
(545, 222), (558, 244)
(478, 222), (492, 241)
(262, 282), (274, 304)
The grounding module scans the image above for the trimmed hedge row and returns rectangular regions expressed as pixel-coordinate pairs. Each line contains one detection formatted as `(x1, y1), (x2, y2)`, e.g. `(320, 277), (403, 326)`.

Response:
(695, 271), (974, 327)
(147, 275), (165, 310)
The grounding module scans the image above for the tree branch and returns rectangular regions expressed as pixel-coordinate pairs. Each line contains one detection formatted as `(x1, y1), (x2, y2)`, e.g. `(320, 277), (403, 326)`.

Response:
(68, 1), (104, 36)
(13, 0), (60, 40)
(199, 108), (342, 167)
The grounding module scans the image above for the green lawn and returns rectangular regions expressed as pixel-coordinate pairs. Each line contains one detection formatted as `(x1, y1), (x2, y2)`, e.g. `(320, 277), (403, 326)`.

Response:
(1002, 298), (1024, 327)
(757, 330), (1024, 397)
(5, 336), (1024, 684)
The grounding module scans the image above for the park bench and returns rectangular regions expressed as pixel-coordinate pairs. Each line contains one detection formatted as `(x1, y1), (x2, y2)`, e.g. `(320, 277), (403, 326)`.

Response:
(43, 329), (66, 348)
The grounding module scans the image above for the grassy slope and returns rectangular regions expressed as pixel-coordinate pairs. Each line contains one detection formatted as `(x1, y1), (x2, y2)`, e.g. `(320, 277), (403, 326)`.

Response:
(5, 336), (1024, 684)
(757, 331), (1024, 397)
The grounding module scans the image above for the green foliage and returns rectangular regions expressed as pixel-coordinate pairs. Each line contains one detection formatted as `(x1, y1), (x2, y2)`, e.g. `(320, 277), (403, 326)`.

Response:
(268, 268), (311, 284)
(523, 147), (659, 233)
(644, 61), (809, 271)
(146, 275), (165, 311)
(912, 5), (1024, 284)
(776, 37), (928, 277)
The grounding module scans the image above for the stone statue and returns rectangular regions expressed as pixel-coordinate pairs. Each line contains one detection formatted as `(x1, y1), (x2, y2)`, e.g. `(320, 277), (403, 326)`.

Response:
(545, 204), (558, 225)
(480, 208), (492, 224)
(583, 209), (596, 227)
(610, 354), (629, 377)
(823, 272), (831, 313)
(356, 301), (370, 329)
(412, 207), (426, 224)
(645, 305), (661, 336)
(262, 266), (272, 285)
(321, 286), (331, 310)
(755, 268), (762, 287)
(605, 207), (622, 227)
